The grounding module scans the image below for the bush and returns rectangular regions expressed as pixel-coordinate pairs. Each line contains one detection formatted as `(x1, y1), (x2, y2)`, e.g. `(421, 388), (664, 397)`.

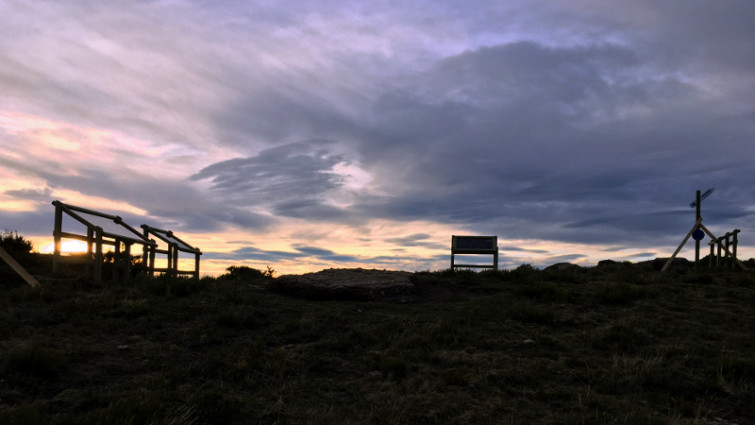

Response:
(0, 230), (33, 254)
(220, 265), (275, 281)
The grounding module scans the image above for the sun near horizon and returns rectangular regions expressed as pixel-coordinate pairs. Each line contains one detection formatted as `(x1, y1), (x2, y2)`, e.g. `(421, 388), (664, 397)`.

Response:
(39, 240), (89, 255)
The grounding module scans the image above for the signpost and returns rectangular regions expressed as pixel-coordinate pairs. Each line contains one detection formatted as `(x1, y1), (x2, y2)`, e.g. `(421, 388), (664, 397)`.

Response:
(690, 188), (714, 264)
(450, 235), (498, 270)
(662, 188), (747, 271)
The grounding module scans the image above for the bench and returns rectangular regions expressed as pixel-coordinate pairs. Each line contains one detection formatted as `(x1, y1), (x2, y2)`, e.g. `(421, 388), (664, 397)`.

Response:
(451, 235), (498, 270)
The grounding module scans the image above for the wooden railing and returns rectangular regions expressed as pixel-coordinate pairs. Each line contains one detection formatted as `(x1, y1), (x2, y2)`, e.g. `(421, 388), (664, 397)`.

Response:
(141, 225), (202, 280)
(51, 200), (201, 283)
(52, 200), (157, 284)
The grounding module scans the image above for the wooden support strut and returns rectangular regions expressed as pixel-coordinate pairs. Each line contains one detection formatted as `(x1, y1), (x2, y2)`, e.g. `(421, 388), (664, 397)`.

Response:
(0, 246), (40, 287)
(662, 221), (748, 272)
(661, 218), (703, 272)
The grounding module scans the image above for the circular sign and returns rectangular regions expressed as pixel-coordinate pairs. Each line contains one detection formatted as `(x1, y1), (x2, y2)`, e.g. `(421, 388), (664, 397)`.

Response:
(692, 228), (705, 241)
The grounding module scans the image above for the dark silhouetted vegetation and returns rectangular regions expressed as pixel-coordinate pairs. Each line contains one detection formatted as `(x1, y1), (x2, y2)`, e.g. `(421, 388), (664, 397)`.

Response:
(1, 235), (754, 424)
(0, 229), (33, 255)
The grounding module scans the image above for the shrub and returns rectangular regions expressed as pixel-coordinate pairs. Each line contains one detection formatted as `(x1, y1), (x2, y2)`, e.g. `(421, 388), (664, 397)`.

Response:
(0, 230), (33, 254)
(509, 263), (540, 283)
(221, 265), (275, 281)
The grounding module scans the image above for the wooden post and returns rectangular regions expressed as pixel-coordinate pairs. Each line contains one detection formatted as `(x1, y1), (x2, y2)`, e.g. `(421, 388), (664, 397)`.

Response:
(172, 244), (179, 278)
(732, 230), (739, 269)
(148, 245), (156, 278)
(86, 227), (94, 281)
(114, 239), (122, 284)
(142, 227), (149, 274)
(167, 244), (174, 278)
(716, 237), (722, 267)
(123, 242), (132, 283)
(695, 190), (701, 266)
(709, 241), (714, 268)
(194, 252), (200, 281)
(52, 203), (63, 274)
(93, 228), (103, 285)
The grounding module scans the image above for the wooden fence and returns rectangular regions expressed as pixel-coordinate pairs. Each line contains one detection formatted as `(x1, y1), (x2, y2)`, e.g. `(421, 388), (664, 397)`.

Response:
(141, 225), (202, 280)
(51, 200), (201, 283)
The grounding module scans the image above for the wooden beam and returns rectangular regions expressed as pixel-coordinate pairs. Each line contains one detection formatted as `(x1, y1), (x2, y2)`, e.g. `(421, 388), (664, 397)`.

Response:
(0, 246), (40, 288)
(661, 218), (703, 272)
(54, 200), (117, 221)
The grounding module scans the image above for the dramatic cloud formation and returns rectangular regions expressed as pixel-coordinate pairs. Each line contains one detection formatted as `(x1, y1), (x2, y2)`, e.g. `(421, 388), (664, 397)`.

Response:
(2, 0), (754, 274)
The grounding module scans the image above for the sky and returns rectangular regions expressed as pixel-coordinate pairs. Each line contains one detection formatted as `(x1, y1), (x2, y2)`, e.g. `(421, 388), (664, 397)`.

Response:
(2, 0), (754, 276)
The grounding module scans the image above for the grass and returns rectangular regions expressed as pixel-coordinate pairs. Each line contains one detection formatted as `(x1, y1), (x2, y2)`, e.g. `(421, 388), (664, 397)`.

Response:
(1, 263), (754, 424)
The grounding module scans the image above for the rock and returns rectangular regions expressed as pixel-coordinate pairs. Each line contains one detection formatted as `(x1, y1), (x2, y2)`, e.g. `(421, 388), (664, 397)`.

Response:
(272, 268), (415, 301)
(543, 262), (582, 272)
(596, 259), (620, 268)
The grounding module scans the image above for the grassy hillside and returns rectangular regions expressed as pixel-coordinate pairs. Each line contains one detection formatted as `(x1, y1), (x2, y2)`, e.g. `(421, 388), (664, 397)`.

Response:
(1, 262), (754, 424)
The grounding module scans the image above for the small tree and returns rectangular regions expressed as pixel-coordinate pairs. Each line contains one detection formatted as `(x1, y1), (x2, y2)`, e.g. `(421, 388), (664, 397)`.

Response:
(0, 230), (33, 255)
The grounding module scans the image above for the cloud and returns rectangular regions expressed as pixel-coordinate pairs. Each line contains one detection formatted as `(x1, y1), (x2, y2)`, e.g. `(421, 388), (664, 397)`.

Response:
(203, 244), (424, 267)
(328, 36), (755, 248)
(4, 187), (52, 202)
(203, 246), (305, 262)
(192, 142), (344, 199)
(191, 141), (366, 220)
(500, 246), (549, 254)
(0, 209), (53, 235)
(3, 1), (755, 272)
(384, 233), (434, 246)
(11, 166), (273, 233)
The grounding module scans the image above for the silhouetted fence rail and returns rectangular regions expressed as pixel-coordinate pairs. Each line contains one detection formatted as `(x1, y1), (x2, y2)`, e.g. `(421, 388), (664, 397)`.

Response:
(51, 200), (201, 283)
(142, 224), (201, 280)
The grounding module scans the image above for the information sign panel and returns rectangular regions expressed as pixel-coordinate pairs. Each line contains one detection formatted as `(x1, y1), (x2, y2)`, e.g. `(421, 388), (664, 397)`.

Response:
(454, 236), (496, 251)
(451, 235), (498, 270)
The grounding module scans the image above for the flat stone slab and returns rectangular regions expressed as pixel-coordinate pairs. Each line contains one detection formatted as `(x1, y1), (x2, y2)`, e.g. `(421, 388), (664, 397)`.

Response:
(273, 268), (415, 300)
